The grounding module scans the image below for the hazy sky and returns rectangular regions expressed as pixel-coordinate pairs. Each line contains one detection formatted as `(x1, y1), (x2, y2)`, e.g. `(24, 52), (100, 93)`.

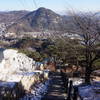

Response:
(0, 0), (100, 14)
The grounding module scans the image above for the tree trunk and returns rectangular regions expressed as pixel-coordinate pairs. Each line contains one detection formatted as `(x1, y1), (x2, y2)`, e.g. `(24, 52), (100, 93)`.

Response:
(85, 65), (92, 84)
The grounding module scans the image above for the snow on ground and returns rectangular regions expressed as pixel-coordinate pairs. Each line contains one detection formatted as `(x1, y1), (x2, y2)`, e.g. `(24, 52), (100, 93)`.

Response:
(20, 78), (52, 100)
(68, 77), (100, 100)
(0, 81), (16, 89)
(69, 78), (84, 86)
(78, 82), (100, 100)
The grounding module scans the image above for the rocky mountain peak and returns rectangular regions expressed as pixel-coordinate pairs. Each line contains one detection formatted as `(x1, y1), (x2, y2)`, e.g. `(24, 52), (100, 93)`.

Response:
(7, 7), (65, 33)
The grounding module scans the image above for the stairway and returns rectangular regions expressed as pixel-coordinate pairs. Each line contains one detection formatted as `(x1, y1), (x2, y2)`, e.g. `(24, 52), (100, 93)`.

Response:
(42, 72), (67, 100)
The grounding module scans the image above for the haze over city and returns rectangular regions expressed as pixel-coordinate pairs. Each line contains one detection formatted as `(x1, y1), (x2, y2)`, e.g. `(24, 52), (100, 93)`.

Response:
(0, 0), (100, 14)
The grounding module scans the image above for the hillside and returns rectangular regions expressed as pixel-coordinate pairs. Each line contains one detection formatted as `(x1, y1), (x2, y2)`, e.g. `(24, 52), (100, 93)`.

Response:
(7, 7), (67, 33)
(0, 10), (29, 25)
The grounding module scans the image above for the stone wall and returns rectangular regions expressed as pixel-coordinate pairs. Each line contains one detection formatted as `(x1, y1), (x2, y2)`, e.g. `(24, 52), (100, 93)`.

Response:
(0, 49), (50, 93)
(0, 49), (36, 74)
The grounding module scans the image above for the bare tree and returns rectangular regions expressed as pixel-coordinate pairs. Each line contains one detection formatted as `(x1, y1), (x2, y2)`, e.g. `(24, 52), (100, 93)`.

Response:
(70, 12), (100, 84)
(41, 12), (100, 84)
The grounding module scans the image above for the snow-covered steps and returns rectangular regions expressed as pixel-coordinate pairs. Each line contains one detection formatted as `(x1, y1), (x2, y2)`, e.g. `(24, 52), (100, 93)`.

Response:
(20, 79), (52, 100)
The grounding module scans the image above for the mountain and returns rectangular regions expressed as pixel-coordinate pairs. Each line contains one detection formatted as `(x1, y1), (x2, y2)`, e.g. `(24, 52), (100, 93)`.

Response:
(7, 7), (67, 33)
(94, 12), (100, 19)
(0, 10), (29, 25)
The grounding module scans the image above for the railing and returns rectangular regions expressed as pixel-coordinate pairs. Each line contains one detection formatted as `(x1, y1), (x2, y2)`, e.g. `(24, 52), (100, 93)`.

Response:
(61, 71), (82, 100)
(0, 82), (25, 100)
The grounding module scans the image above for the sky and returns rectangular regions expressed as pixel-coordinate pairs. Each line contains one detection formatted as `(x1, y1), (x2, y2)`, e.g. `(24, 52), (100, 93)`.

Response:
(0, 0), (100, 14)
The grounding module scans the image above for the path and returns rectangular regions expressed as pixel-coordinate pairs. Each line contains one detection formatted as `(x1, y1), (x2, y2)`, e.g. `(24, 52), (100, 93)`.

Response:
(42, 72), (67, 100)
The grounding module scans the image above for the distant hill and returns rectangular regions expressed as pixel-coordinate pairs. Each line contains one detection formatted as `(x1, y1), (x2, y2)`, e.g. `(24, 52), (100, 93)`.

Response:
(1, 9), (100, 35)
(0, 10), (29, 25)
(7, 7), (68, 33)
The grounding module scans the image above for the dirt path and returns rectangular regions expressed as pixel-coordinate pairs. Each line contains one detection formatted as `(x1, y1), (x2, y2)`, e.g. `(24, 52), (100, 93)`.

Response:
(42, 72), (67, 100)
